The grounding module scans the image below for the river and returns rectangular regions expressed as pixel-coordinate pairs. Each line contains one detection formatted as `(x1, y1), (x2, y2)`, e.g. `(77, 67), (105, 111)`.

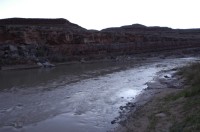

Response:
(0, 57), (198, 132)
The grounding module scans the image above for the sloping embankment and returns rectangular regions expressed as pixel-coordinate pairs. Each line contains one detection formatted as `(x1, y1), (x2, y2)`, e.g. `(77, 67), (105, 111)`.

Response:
(116, 63), (200, 132)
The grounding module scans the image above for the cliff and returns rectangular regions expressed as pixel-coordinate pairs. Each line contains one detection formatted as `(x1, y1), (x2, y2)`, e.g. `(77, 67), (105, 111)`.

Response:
(0, 18), (200, 66)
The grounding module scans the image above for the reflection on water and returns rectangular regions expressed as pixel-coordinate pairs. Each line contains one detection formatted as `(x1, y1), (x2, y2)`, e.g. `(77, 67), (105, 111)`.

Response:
(0, 61), (126, 90)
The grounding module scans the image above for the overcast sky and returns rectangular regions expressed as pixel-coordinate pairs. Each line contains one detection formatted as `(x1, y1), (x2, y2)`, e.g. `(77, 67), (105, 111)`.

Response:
(0, 0), (199, 30)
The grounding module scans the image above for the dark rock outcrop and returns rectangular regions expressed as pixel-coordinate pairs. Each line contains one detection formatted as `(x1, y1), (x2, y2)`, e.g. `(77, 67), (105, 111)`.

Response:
(0, 18), (200, 66)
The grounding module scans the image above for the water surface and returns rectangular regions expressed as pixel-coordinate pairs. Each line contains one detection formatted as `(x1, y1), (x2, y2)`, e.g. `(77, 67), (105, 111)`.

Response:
(0, 57), (197, 132)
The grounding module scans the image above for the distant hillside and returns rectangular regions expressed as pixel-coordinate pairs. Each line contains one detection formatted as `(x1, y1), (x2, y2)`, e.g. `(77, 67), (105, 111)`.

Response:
(0, 18), (200, 66)
(0, 18), (86, 30)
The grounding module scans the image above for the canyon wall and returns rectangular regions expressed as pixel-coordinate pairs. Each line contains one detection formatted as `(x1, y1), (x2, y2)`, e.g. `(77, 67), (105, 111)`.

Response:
(0, 18), (200, 65)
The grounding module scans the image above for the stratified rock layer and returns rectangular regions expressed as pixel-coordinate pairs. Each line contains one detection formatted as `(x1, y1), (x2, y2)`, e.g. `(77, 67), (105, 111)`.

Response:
(0, 18), (200, 65)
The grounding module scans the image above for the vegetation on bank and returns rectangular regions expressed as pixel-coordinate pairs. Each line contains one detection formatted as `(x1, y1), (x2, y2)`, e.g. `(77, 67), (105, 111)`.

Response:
(150, 63), (200, 132)
(122, 62), (200, 132)
(168, 63), (200, 131)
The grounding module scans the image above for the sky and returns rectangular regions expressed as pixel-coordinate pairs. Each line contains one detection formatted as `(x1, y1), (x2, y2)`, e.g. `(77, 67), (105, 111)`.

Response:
(0, 0), (199, 30)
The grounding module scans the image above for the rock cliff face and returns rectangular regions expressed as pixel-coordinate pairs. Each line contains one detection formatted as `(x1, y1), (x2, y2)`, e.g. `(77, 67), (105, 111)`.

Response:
(0, 18), (200, 66)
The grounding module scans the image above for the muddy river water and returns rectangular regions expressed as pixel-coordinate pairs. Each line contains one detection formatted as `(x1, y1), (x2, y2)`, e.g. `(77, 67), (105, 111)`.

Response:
(0, 57), (198, 132)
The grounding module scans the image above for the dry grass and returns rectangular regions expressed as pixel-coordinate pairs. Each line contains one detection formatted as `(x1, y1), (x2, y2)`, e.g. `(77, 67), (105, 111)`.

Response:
(168, 63), (200, 132)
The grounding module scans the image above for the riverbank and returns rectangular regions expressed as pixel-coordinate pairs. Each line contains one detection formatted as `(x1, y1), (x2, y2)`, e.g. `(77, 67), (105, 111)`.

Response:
(115, 62), (200, 132)
(1, 47), (200, 71)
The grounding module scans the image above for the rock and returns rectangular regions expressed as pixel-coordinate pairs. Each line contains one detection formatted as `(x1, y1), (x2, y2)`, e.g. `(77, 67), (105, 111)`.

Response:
(119, 106), (124, 110)
(16, 104), (23, 108)
(37, 61), (55, 67)
(126, 102), (135, 108)
(37, 62), (43, 67)
(13, 122), (23, 128)
(164, 75), (169, 78)
(155, 113), (166, 118)
(111, 120), (116, 124)
(43, 62), (55, 67)
(164, 75), (170, 78)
